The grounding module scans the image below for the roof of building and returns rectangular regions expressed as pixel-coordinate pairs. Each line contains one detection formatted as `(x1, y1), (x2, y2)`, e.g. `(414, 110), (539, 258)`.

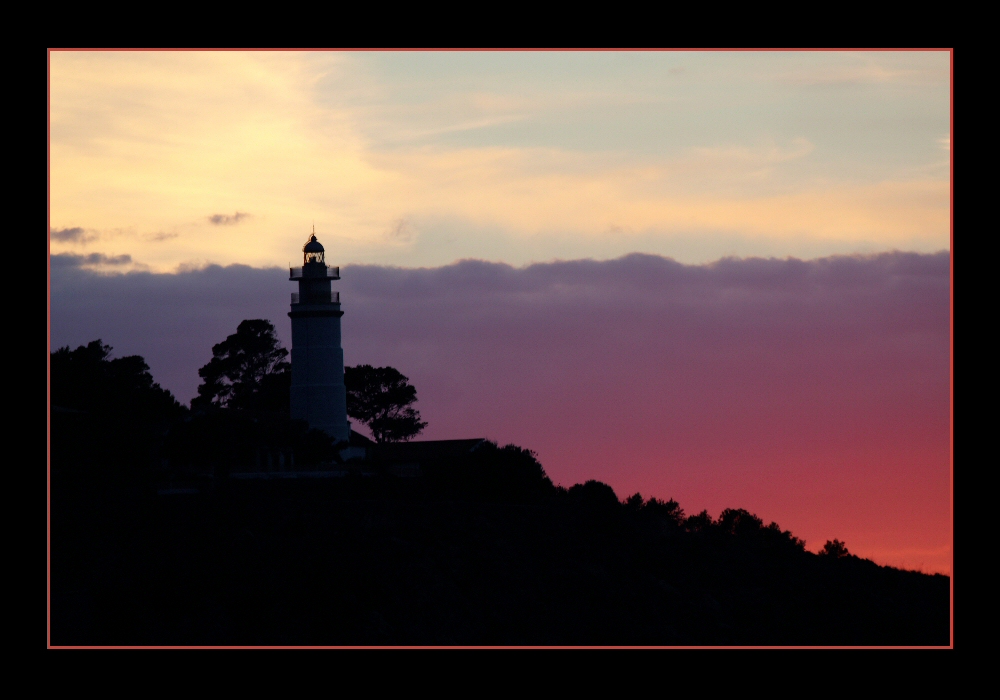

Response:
(348, 429), (376, 447)
(368, 438), (488, 465)
(303, 234), (324, 253)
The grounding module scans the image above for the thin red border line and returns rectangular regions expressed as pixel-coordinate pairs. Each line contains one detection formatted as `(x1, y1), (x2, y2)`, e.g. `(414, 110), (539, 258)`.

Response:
(47, 645), (953, 650)
(948, 47), (954, 648)
(46, 47), (53, 651)
(46, 47), (953, 52)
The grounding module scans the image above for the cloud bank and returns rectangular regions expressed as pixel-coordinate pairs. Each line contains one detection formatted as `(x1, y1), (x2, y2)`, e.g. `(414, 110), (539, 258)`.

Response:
(50, 251), (950, 573)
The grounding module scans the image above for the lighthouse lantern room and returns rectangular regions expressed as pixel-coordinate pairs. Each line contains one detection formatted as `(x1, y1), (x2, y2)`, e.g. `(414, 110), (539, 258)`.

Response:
(288, 230), (350, 442)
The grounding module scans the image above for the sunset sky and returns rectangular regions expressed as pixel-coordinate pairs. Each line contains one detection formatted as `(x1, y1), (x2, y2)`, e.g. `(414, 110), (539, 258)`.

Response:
(49, 50), (951, 574)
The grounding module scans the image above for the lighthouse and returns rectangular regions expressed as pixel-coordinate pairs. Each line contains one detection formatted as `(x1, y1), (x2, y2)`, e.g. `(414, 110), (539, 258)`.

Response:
(288, 230), (350, 442)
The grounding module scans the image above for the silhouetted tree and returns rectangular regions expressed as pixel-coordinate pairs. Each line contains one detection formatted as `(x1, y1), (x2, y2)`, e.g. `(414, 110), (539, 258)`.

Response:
(643, 497), (686, 526)
(625, 493), (644, 512)
(51, 340), (182, 418)
(718, 508), (764, 536)
(423, 441), (553, 502)
(821, 539), (851, 558)
(685, 510), (715, 532)
(344, 364), (427, 443)
(50, 339), (185, 483)
(568, 480), (620, 512)
(192, 320), (290, 413)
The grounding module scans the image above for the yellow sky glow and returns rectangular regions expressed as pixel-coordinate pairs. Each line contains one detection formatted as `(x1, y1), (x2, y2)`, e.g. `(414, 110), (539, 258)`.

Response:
(50, 51), (950, 272)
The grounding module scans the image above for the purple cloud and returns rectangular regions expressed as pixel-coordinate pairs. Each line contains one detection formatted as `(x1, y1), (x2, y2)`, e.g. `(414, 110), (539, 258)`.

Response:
(208, 212), (251, 225)
(50, 227), (100, 243)
(53, 253), (133, 267)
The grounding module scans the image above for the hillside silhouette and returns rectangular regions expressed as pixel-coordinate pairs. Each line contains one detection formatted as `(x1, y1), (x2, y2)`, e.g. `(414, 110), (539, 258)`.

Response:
(49, 341), (950, 646)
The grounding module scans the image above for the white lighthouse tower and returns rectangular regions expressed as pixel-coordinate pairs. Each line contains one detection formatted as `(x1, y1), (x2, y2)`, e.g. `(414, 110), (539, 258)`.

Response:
(288, 230), (350, 442)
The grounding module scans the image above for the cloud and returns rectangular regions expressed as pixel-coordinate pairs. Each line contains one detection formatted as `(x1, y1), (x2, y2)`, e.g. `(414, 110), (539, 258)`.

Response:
(54, 252), (133, 267)
(51, 226), (99, 243)
(775, 62), (943, 87)
(50, 251), (950, 572)
(208, 212), (251, 226)
(51, 226), (85, 242)
(52, 252), (150, 277)
(384, 218), (415, 244)
(689, 137), (815, 165)
(149, 231), (179, 241)
(86, 253), (132, 265)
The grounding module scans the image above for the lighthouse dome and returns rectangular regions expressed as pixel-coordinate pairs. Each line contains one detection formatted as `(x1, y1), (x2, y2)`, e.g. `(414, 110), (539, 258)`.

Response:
(303, 234), (325, 264)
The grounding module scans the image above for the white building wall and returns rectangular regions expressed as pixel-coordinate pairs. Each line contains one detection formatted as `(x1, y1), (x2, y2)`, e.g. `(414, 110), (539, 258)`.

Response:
(290, 311), (350, 442)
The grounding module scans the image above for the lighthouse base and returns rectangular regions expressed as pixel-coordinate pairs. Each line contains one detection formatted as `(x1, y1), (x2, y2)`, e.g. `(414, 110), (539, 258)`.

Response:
(290, 384), (351, 444)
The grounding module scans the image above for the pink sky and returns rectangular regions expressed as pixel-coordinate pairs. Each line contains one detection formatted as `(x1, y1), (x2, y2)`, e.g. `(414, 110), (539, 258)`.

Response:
(51, 250), (951, 574)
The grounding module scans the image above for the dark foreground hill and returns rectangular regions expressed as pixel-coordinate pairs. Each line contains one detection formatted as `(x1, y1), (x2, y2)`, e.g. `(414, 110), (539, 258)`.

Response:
(50, 462), (949, 646)
(49, 340), (949, 646)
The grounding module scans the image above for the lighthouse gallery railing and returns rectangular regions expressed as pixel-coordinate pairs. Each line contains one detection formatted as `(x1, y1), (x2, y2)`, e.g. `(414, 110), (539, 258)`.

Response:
(289, 266), (340, 280)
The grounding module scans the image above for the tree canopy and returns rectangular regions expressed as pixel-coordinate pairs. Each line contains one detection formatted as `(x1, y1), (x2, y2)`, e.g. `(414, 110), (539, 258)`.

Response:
(821, 539), (851, 558)
(345, 364), (427, 443)
(192, 320), (290, 413)
(50, 340), (186, 485)
(50, 339), (182, 420)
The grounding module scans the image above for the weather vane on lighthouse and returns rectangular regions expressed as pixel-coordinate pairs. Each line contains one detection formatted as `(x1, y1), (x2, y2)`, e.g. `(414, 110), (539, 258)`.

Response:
(288, 229), (350, 442)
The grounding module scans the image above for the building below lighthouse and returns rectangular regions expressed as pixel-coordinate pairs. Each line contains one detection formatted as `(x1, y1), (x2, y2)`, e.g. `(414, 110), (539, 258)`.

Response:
(288, 231), (350, 443)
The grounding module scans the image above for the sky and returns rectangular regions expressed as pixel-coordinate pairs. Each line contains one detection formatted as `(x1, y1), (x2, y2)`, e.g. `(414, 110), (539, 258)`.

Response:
(48, 50), (952, 574)
(50, 50), (949, 270)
